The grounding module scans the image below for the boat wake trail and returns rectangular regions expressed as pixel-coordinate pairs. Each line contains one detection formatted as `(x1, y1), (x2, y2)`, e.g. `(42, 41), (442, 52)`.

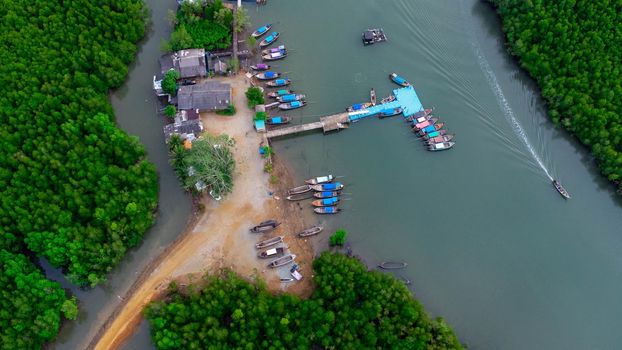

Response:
(461, 0), (553, 181)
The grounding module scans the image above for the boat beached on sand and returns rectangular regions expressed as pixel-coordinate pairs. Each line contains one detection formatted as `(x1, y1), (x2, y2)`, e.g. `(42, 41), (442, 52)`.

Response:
(267, 254), (296, 268)
(553, 180), (571, 199)
(314, 206), (341, 214)
(389, 73), (410, 87)
(250, 220), (280, 233)
(258, 246), (285, 259)
(252, 24), (272, 38)
(297, 226), (323, 237)
(255, 236), (283, 249)
(288, 184), (312, 195)
(428, 141), (455, 151)
(286, 192), (313, 201)
(305, 175), (334, 185)
(259, 32), (280, 47)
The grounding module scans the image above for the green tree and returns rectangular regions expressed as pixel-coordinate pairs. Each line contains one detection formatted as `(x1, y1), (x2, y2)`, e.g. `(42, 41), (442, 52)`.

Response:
(169, 24), (194, 51)
(245, 87), (265, 108)
(164, 105), (177, 118)
(329, 229), (347, 246)
(162, 70), (180, 96)
(234, 7), (251, 33)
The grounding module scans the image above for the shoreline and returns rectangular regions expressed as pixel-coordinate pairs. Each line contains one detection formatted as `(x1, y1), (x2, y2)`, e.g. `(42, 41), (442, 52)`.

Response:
(89, 74), (316, 350)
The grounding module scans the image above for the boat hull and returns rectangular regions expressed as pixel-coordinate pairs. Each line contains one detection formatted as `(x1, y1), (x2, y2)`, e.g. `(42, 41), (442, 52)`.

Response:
(251, 24), (272, 38)
(297, 226), (323, 237)
(255, 236), (283, 249)
(314, 206), (341, 214)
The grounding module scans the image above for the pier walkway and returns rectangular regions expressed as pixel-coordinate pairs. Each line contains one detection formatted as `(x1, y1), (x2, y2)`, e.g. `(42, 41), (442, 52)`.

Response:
(266, 86), (424, 139)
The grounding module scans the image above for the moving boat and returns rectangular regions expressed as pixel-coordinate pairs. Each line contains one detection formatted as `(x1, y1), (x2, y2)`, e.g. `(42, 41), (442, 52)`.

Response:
(250, 63), (270, 71)
(267, 89), (294, 98)
(259, 32), (280, 47)
(313, 191), (340, 199)
(258, 246), (285, 259)
(378, 261), (407, 269)
(552, 180), (571, 199)
(405, 108), (433, 121)
(425, 134), (454, 144)
(389, 73), (410, 87)
(278, 101), (306, 110)
(305, 175), (334, 185)
(412, 117), (439, 131)
(288, 184), (312, 195)
(314, 206), (341, 214)
(311, 182), (344, 192)
(428, 141), (455, 151)
(277, 94), (306, 103)
(297, 226), (323, 237)
(265, 116), (292, 126)
(262, 50), (287, 61)
(312, 197), (339, 207)
(267, 254), (296, 268)
(346, 102), (372, 112)
(378, 107), (403, 119)
(415, 123), (445, 136)
(421, 129), (447, 140)
(261, 45), (286, 55)
(255, 71), (280, 80)
(255, 236), (283, 249)
(266, 78), (291, 87)
(251, 24), (272, 38)
(362, 28), (387, 45)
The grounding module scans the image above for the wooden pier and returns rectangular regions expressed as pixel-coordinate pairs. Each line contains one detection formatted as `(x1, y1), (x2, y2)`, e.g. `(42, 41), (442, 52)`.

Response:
(266, 112), (350, 138)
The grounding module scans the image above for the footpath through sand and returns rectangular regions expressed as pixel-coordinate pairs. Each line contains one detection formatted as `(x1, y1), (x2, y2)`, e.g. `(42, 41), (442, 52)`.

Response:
(91, 75), (315, 350)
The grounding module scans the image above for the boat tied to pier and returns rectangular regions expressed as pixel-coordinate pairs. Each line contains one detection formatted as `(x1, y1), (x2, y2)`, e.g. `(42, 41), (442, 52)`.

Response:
(278, 100), (306, 110)
(421, 129), (447, 140)
(553, 180), (571, 199)
(416, 123), (445, 136)
(412, 117), (440, 131)
(266, 116), (292, 126)
(378, 107), (403, 118)
(297, 226), (323, 237)
(405, 108), (433, 121)
(346, 102), (372, 112)
(425, 134), (454, 144)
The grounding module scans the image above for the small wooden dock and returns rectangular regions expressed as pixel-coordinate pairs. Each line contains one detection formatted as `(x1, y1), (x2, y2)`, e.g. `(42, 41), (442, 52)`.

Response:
(266, 112), (349, 139)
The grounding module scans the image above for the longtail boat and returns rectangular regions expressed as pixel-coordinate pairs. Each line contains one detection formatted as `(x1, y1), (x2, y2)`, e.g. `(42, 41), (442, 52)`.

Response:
(297, 226), (323, 237)
(314, 206), (341, 214)
(261, 45), (286, 55)
(267, 254), (296, 268)
(266, 116), (292, 125)
(250, 63), (270, 71)
(255, 71), (280, 80)
(553, 180), (571, 199)
(425, 134), (454, 144)
(266, 78), (291, 88)
(277, 94), (306, 103)
(313, 191), (340, 199)
(389, 73), (410, 87)
(378, 107), (403, 119)
(250, 220), (280, 233)
(286, 192), (313, 201)
(262, 50), (287, 61)
(428, 141), (455, 152)
(288, 184), (312, 195)
(421, 129), (447, 140)
(258, 246), (285, 259)
(380, 95), (395, 104)
(251, 24), (272, 38)
(378, 261), (407, 269)
(405, 108), (433, 121)
(267, 89), (294, 98)
(259, 32), (280, 47)
(278, 101), (306, 110)
(346, 102), (372, 112)
(255, 236), (283, 249)
(412, 117), (439, 131)
(305, 175), (334, 185)
(311, 182), (344, 192)
(415, 123), (445, 136)
(311, 197), (339, 207)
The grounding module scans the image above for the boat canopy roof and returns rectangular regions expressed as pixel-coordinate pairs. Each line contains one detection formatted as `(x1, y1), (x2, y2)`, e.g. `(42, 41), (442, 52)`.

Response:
(316, 175), (332, 182)
(270, 51), (283, 58)
(277, 89), (289, 95)
(257, 25), (268, 33)
(322, 198), (338, 205)
(321, 191), (333, 196)
(271, 117), (282, 123)
(257, 63), (268, 68)
(291, 101), (301, 107)
(394, 75), (406, 84)
(275, 79), (286, 84)
(266, 248), (277, 255)
(281, 94), (296, 102)
(423, 125), (435, 132)
(265, 71), (276, 77)
(427, 131), (440, 138)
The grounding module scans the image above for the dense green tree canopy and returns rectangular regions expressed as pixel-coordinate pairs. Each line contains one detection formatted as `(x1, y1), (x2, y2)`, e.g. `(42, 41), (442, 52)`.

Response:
(147, 252), (462, 349)
(489, 0), (622, 189)
(0, 0), (158, 288)
(164, 0), (232, 52)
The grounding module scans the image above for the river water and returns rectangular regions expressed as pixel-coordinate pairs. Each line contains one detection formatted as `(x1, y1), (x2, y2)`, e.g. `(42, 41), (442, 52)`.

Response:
(55, 0), (622, 349)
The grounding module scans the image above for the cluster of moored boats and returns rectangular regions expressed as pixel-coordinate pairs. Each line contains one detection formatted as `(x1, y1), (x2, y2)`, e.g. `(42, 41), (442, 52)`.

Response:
(250, 24), (306, 126)
(392, 73), (455, 152)
(286, 175), (344, 214)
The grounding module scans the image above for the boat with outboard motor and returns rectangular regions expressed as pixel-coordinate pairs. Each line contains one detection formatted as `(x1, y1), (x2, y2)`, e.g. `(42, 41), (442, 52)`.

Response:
(251, 24), (272, 38)
(412, 117), (440, 131)
(425, 134), (454, 144)
(262, 50), (287, 61)
(346, 102), (372, 112)
(389, 73), (410, 87)
(552, 180), (571, 199)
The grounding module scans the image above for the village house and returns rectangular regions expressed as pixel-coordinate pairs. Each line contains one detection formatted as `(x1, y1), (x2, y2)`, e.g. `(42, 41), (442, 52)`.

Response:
(177, 81), (232, 112)
(159, 48), (207, 79)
